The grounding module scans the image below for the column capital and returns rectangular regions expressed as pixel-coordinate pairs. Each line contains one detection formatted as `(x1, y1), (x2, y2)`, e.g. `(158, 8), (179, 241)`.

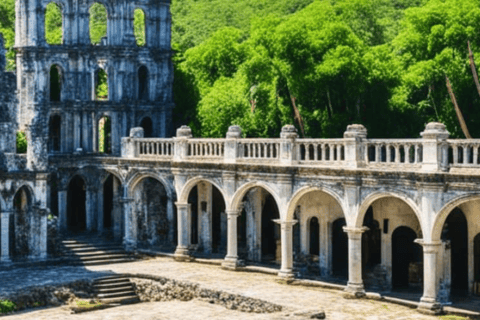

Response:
(273, 219), (298, 230)
(175, 202), (190, 209)
(414, 239), (442, 253)
(343, 226), (368, 235)
(120, 197), (134, 204)
(225, 210), (240, 217)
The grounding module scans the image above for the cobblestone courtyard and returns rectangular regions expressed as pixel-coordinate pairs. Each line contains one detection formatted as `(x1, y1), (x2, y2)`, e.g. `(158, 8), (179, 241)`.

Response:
(1, 257), (448, 319)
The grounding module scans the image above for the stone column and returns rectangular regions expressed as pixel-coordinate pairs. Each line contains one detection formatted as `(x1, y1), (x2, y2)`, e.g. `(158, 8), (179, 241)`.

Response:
(416, 240), (443, 315)
(97, 186), (104, 232)
(167, 197), (175, 243)
(174, 202), (192, 261)
(275, 220), (297, 278)
(1, 211), (10, 262)
(222, 210), (240, 270)
(421, 122), (449, 172)
(85, 187), (97, 232)
(343, 124), (367, 168)
(57, 189), (68, 231)
(122, 197), (136, 251)
(344, 227), (368, 297)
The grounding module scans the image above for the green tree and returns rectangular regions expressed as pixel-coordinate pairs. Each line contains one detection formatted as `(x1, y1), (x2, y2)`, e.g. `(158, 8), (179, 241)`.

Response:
(45, 3), (62, 45)
(89, 3), (107, 45)
(134, 9), (145, 47)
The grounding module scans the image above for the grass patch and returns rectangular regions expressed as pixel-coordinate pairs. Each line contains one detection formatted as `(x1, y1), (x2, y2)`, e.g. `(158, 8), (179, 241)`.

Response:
(439, 316), (470, 320)
(0, 300), (16, 313)
(75, 300), (103, 309)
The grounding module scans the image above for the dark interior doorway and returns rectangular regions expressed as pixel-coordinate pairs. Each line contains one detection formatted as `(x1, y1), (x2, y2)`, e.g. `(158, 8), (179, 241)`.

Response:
(261, 194), (280, 261)
(212, 186), (225, 253)
(67, 176), (86, 232)
(309, 217), (320, 255)
(140, 117), (153, 138)
(332, 218), (348, 278)
(189, 186), (198, 245)
(103, 174), (113, 229)
(392, 226), (419, 288)
(362, 207), (381, 274)
(49, 115), (61, 152)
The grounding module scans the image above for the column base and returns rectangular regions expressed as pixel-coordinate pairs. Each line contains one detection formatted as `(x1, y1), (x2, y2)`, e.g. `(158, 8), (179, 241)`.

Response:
(417, 297), (443, 315)
(0, 257), (11, 263)
(123, 239), (137, 252)
(278, 269), (295, 280)
(174, 247), (193, 262)
(222, 256), (240, 270)
(343, 282), (366, 299)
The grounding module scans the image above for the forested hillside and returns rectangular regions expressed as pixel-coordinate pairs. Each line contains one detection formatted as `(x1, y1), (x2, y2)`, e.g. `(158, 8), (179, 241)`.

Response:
(2, 0), (480, 139)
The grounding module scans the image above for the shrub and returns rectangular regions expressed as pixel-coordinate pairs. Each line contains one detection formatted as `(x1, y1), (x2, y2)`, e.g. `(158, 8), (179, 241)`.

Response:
(0, 300), (16, 313)
(16, 131), (27, 154)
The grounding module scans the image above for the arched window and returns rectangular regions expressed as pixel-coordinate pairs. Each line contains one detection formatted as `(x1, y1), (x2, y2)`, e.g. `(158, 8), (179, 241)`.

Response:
(89, 3), (107, 45)
(49, 115), (61, 152)
(45, 2), (63, 45)
(98, 116), (111, 154)
(50, 65), (62, 101)
(94, 68), (108, 101)
(134, 9), (146, 46)
(138, 66), (149, 101)
(140, 117), (153, 137)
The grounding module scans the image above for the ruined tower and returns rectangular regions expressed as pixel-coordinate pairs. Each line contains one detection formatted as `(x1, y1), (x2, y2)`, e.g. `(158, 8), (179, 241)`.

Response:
(14, 0), (174, 169)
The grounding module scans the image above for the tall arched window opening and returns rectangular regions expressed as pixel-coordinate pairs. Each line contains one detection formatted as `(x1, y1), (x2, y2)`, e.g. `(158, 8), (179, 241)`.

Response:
(140, 117), (153, 138)
(45, 2), (63, 45)
(134, 9), (146, 47)
(50, 65), (62, 101)
(89, 3), (107, 45)
(138, 66), (149, 101)
(95, 68), (108, 101)
(98, 116), (111, 154)
(49, 115), (61, 152)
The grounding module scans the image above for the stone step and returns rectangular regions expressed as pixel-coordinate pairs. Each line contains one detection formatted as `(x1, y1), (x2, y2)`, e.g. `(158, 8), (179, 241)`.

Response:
(82, 258), (136, 266)
(94, 281), (132, 288)
(70, 249), (126, 256)
(78, 254), (130, 261)
(62, 244), (124, 250)
(94, 277), (130, 284)
(98, 296), (140, 305)
(97, 290), (137, 299)
(96, 285), (134, 294)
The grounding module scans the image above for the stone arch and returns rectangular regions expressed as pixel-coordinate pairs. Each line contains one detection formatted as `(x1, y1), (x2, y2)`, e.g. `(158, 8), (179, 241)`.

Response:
(286, 186), (345, 221)
(48, 114), (61, 152)
(134, 8), (146, 47)
(127, 172), (174, 200)
(431, 194), (480, 241)
(178, 177), (227, 206)
(49, 64), (63, 102)
(94, 66), (109, 101)
(229, 181), (280, 214)
(88, 2), (109, 45)
(139, 116), (153, 137)
(44, 2), (64, 45)
(11, 185), (34, 258)
(356, 192), (423, 232)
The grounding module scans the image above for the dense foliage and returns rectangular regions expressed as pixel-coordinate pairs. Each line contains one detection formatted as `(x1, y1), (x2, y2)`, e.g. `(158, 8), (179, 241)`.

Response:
(2, 0), (480, 138)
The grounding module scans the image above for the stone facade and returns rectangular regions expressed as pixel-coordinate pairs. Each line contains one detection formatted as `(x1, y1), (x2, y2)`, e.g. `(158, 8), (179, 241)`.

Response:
(1, 0), (480, 317)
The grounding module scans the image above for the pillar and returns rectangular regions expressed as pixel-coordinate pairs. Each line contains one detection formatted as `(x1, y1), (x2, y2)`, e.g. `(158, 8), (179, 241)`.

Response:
(85, 187), (97, 232)
(97, 186), (104, 232)
(122, 197), (136, 251)
(38, 209), (48, 259)
(222, 210), (240, 270)
(167, 197), (175, 243)
(276, 220), (297, 279)
(416, 240), (443, 315)
(344, 227), (368, 297)
(174, 202), (192, 261)
(57, 189), (67, 231)
(1, 211), (10, 262)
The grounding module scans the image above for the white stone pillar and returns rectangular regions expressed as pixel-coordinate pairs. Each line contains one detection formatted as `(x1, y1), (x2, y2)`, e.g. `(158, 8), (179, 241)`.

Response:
(344, 227), (368, 297)
(1, 211), (10, 262)
(276, 219), (297, 278)
(85, 187), (96, 232)
(57, 189), (67, 231)
(122, 197), (136, 251)
(174, 202), (191, 261)
(416, 240), (443, 315)
(222, 210), (240, 270)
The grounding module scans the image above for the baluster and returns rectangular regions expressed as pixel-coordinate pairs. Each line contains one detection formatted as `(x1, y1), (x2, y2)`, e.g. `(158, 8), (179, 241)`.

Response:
(375, 145), (381, 163)
(305, 144), (310, 160)
(394, 146), (400, 163)
(453, 146), (458, 164)
(474, 147), (479, 165)
(322, 144), (326, 161)
(464, 145), (469, 164)
(336, 144), (341, 162)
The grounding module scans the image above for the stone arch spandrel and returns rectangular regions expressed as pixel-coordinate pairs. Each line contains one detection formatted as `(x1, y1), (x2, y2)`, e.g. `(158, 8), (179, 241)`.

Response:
(286, 186), (346, 222)
(228, 181), (282, 217)
(431, 194), (480, 241)
(178, 176), (228, 208)
(356, 191), (424, 235)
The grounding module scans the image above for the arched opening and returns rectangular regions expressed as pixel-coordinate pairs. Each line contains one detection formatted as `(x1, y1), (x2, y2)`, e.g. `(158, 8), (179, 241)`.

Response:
(103, 174), (113, 230)
(49, 115), (61, 152)
(98, 116), (111, 154)
(89, 3), (107, 45)
(332, 218), (348, 278)
(475, 233), (480, 288)
(134, 9), (146, 47)
(134, 177), (174, 251)
(309, 217), (319, 256)
(392, 226), (422, 288)
(261, 194), (280, 263)
(237, 204), (247, 260)
(138, 66), (149, 101)
(362, 207), (381, 275)
(45, 2), (62, 45)
(50, 65), (62, 101)
(67, 176), (86, 232)
(293, 211), (301, 259)
(94, 68), (108, 101)
(442, 208), (469, 296)
(187, 182), (226, 256)
(11, 187), (32, 258)
(140, 117), (153, 138)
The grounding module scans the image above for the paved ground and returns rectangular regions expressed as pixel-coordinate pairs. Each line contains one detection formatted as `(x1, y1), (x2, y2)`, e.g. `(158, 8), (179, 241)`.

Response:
(1, 257), (451, 319)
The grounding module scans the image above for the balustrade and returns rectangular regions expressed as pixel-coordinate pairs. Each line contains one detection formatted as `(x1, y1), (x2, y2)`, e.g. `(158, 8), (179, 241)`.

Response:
(296, 139), (345, 163)
(135, 139), (174, 158)
(447, 140), (480, 167)
(238, 139), (280, 160)
(187, 139), (225, 159)
(365, 140), (423, 165)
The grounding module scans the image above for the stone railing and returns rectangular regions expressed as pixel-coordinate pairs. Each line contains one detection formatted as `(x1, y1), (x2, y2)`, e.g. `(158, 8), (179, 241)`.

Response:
(296, 139), (345, 164)
(187, 139), (225, 159)
(121, 123), (480, 174)
(135, 139), (174, 158)
(447, 140), (480, 168)
(365, 139), (423, 166)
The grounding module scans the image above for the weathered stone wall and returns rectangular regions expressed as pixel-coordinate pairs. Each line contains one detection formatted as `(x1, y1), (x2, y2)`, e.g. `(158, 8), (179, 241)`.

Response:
(0, 34), (17, 154)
